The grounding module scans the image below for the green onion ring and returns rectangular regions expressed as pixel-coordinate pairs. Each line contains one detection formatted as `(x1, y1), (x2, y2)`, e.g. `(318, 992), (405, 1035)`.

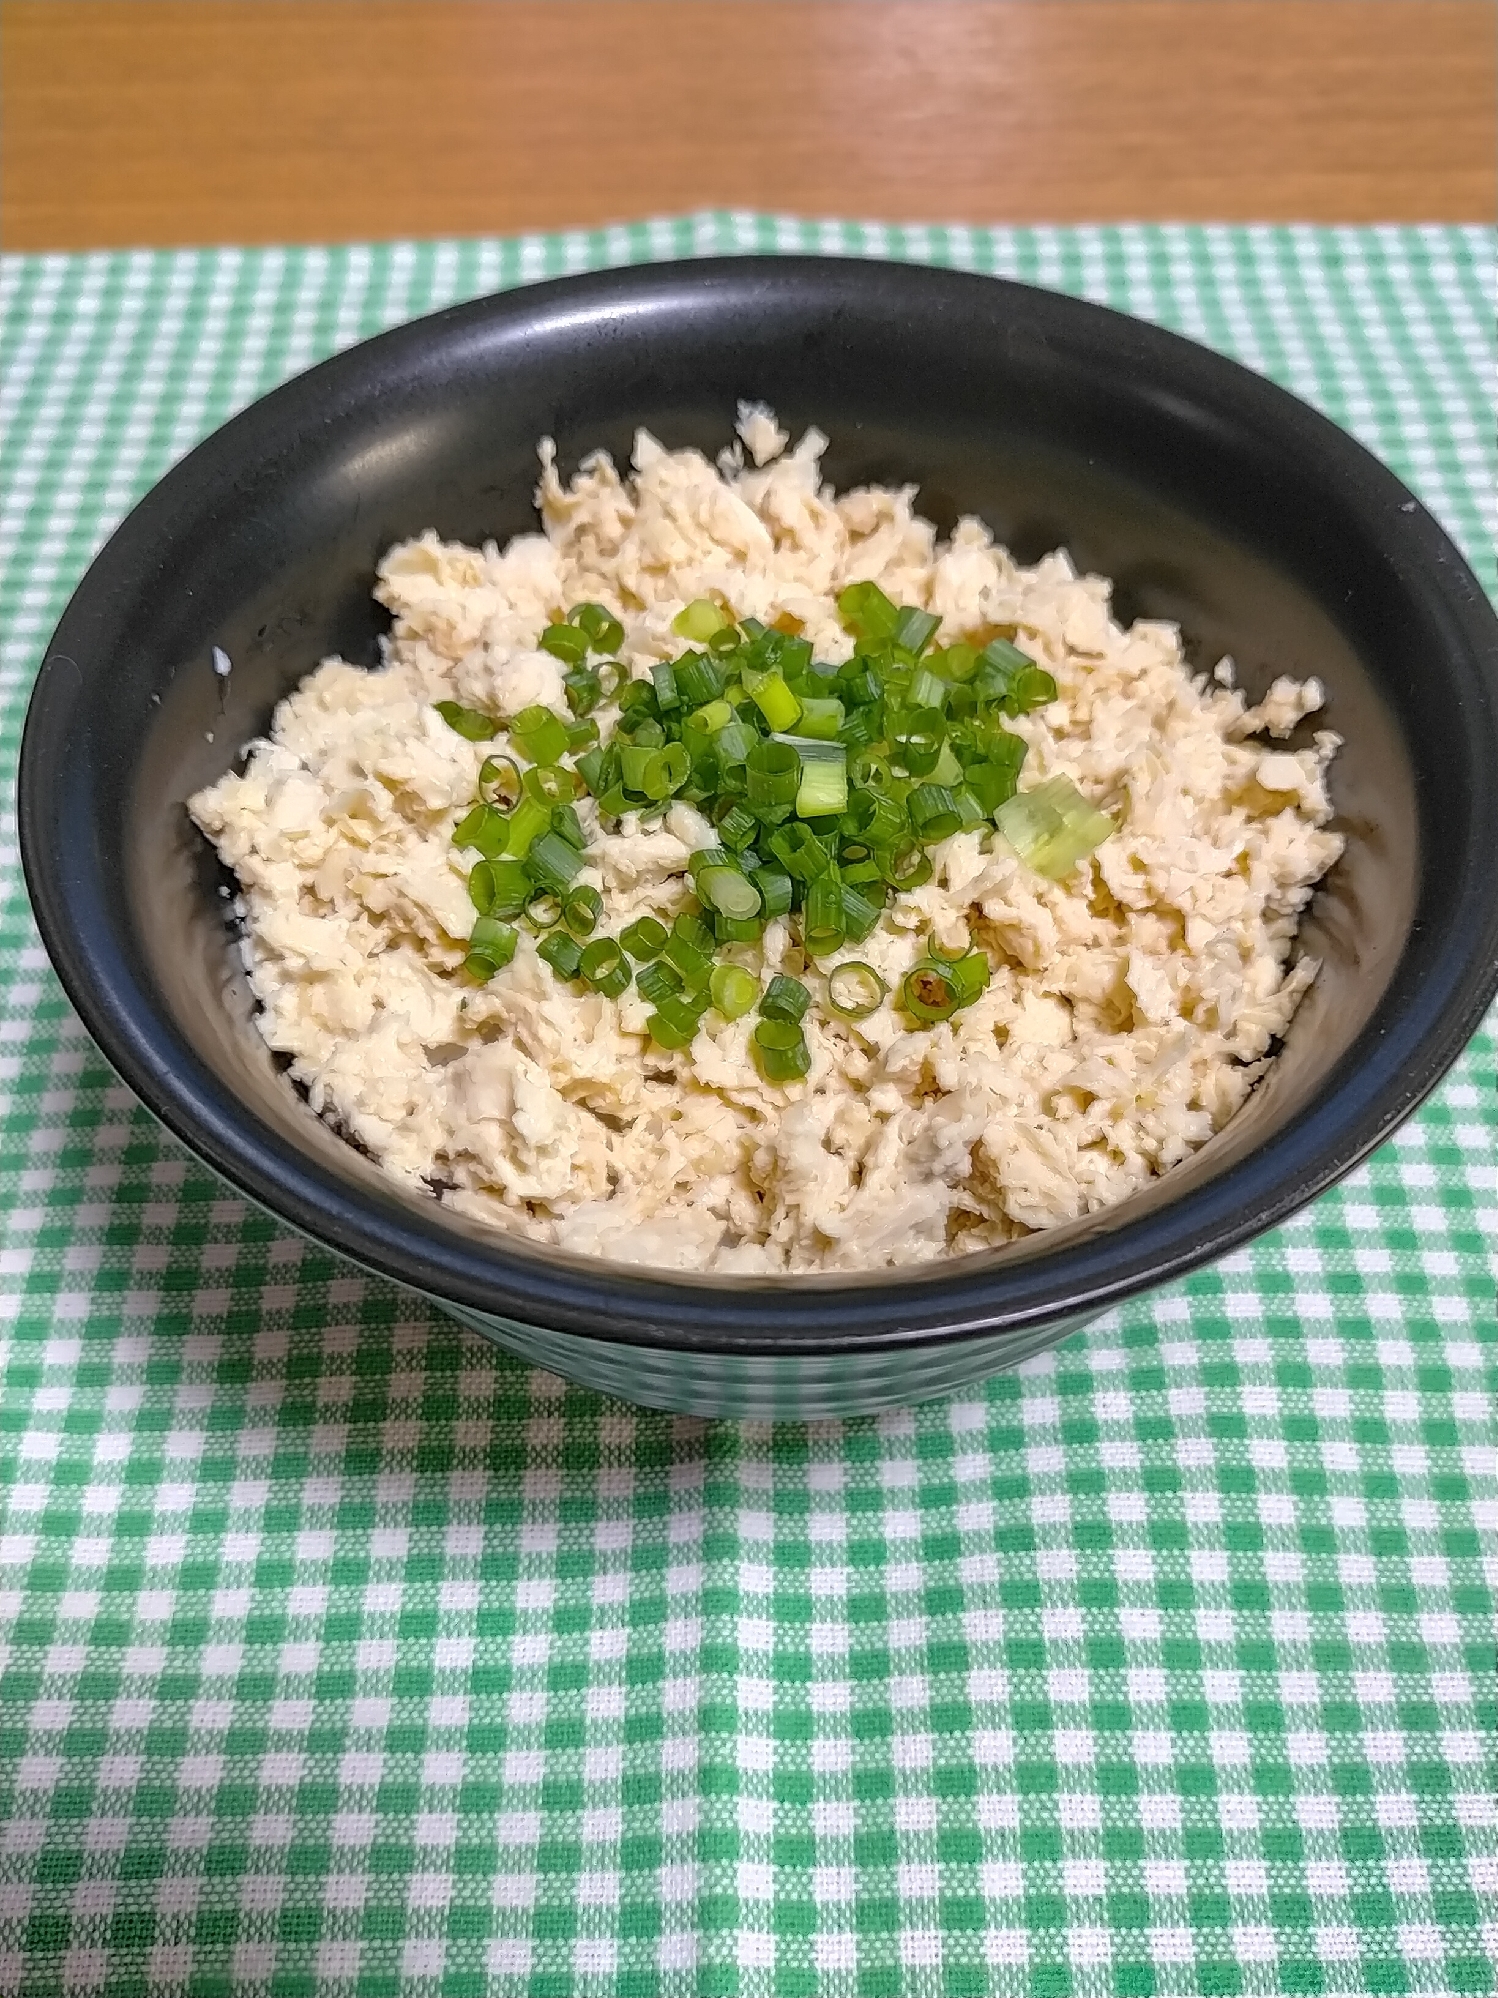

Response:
(826, 962), (888, 1020)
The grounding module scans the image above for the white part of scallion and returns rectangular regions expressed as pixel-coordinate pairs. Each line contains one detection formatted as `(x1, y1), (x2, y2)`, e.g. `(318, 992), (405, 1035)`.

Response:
(995, 775), (1116, 879)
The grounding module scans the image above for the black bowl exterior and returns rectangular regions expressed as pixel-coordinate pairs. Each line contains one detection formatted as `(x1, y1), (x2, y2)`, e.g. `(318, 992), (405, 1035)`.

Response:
(18, 257), (1498, 1416)
(441, 1304), (1103, 1420)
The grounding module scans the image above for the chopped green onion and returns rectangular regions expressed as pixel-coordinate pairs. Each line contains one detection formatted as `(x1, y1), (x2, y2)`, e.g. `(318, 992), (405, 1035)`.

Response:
(467, 915), (518, 967)
(648, 995), (704, 1049)
(563, 667), (603, 716)
(892, 709), (946, 778)
(848, 789), (906, 847)
(978, 635), (1032, 684)
(579, 937), (629, 996)
(435, 700), (499, 741)
(878, 841), (934, 890)
(478, 755), (523, 807)
(951, 787), (988, 830)
(746, 670), (802, 733)
(837, 581), (900, 643)
(710, 963), (759, 1020)
(742, 867), (787, 920)
(453, 803), (509, 859)
(573, 746), (607, 795)
(466, 861), (496, 915)
(754, 1016), (805, 1051)
(772, 632), (813, 678)
(826, 961), (888, 1020)
(562, 884), (603, 936)
(801, 878), (846, 956)
(760, 974), (811, 1024)
(682, 754), (721, 803)
(440, 588), (1102, 1065)
(698, 866), (761, 920)
(643, 743), (691, 799)
(524, 830), (585, 895)
(511, 705), (570, 765)
(659, 990), (709, 1037)
(539, 622), (591, 665)
(839, 662), (883, 708)
(891, 606), (941, 657)
(934, 641), (978, 683)
(538, 931), (584, 979)
(1007, 664), (1059, 713)
(570, 602), (625, 654)
(674, 912), (714, 954)
(522, 763), (579, 806)
(715, 720), (758, 767)
(789, 740), (848, 820)
(907, 665), (948, 711)
(662, 931), (711, 986)
(636, 958), (683, 1004)
(900, 962), (960, 1023)
(672, 598), (731, 643)
(622, 682), (662, 724)
(850, 749), (893, 794)
(464, 916), (519, 981)
(837, 702), (883, 752)
(839, 884), (886, 943)
(550, 803), (587, 850)
(491, 862), (537, 918)
(621, 916), (668, 961)
(768, 823), (831, 882)
(791, 697), (845, 741)
(752, 1022), (811, 1082)
(716, 802), (758, 851)
(651, 659), (680, 710)
(949, 950), (991, 1006)
(995, 775), (1116, 879)
(964, 755), (1025, 814)
(692, 697), (735, 734)
(907, 784), (963, 842)
(746, 738), (802, 808)
(675, 654), (725, 705)
(525, 890), (564, 934)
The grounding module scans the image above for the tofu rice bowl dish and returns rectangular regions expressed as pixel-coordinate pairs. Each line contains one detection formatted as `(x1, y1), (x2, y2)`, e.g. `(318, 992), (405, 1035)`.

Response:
(190, 407), (1345, 1274)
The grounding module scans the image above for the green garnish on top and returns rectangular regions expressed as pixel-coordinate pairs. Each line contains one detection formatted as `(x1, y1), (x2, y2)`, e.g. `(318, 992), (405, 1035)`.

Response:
(436, 580), (1115, 1069)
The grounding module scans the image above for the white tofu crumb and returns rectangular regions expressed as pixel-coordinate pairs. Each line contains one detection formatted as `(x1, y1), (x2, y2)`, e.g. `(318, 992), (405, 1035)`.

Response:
(189, 414), (1344, 1274)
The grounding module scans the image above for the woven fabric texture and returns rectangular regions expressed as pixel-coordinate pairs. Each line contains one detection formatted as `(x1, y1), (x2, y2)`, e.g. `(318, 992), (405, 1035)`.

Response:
(0, 216), (1494, 1998)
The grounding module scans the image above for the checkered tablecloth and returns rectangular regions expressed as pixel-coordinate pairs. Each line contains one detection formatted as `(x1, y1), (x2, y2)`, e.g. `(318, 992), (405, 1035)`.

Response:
(0, 216), (1494, 1998)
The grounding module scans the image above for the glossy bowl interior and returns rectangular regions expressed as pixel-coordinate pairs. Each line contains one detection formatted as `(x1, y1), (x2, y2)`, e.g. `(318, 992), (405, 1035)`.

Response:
(19, 258), (1498, 1416)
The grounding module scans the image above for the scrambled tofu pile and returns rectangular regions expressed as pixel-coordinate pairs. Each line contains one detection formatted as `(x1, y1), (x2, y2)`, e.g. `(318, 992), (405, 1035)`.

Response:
(190, 408), (1344, 1272)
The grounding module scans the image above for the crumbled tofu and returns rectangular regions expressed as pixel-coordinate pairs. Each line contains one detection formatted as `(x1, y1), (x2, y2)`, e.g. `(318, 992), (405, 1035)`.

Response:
(189, 415), (1343, 1273)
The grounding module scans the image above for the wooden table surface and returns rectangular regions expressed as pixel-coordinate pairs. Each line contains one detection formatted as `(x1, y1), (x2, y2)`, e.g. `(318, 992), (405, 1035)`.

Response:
(3, 0), (1494, 250)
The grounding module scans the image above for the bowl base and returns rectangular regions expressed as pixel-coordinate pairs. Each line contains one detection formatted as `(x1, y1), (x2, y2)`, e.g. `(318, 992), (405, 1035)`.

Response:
(441, 1300), (1102, 1419)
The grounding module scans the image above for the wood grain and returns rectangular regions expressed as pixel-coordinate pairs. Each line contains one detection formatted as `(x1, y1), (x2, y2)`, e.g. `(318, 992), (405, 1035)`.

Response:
(3, 0), (1493, 250)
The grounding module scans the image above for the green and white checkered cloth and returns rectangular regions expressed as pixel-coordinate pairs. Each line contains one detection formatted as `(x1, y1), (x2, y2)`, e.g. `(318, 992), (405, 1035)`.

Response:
(1, 215), (1494, 1998)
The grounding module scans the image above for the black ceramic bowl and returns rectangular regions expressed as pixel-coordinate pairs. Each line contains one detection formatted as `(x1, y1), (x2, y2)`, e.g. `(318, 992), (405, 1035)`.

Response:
(19, 258), (1498, 1417)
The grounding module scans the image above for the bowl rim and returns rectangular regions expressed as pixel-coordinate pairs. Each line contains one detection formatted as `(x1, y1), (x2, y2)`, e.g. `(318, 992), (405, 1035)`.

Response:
(19, 254), (1498, 1356)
